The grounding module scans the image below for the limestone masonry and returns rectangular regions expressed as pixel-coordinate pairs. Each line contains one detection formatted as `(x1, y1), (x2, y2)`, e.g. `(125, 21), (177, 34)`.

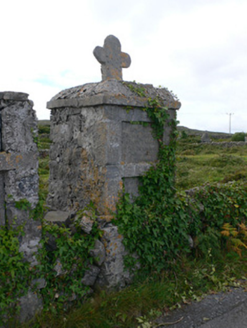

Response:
(47, 81), (180, 216)
(0, 91), (39, 225)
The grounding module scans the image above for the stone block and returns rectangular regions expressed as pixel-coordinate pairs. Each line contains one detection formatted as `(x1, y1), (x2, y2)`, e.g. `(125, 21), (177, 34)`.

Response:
(0, 91), (29, 101)
(121, 122), (158, 163)
(44, 210), (71, 226)
(18, 290), (43, 323)
(81, 265), (100, 286)
(80, 218), (93, 234)
(96, 225), (130, 289)
(89, 239), (106, 266)
(123, 177), (139, 198)
(31, 278), (47, 290)
(54, 259), (67, 276)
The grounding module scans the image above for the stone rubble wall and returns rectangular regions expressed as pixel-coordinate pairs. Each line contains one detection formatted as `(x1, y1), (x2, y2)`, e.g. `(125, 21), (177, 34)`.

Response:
(205, 141), (247, 147)
(44, 210), (132, 291)
(0, 92), (42, 322)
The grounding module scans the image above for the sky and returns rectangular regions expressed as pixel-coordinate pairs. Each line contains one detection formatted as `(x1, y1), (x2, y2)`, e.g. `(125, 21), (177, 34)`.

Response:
(1, 0), (246, 133)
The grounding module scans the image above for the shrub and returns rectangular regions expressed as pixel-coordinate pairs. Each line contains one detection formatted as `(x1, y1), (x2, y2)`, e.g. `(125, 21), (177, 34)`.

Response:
(231, 132), (246, 142)
(181, 130), (188, 139)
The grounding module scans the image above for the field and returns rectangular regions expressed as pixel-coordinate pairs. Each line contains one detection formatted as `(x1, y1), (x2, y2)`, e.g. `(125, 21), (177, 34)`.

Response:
(175, 131), (247, 190)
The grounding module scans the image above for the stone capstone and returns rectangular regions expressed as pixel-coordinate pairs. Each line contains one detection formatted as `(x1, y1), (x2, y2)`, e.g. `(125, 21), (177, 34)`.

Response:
(0, 91), (29, 101)
(47, 79), (180, 110)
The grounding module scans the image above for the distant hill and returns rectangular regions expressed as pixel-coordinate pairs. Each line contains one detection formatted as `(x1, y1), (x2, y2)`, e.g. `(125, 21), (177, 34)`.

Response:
(38, 120), (50, 126)
(37, 120), (231, 139)
(177, 126), (232, 138)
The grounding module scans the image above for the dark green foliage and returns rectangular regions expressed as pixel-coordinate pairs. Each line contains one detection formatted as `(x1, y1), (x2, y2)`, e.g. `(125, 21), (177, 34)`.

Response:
(193, 183), (247, 230)
(190, 182), (247, 258)
(0, 225), (30, 323)
(181, 130), (188, 139)
(37, 125), (52, 150)
(231, 132), (246, 141)
(38, 125), (50, 135)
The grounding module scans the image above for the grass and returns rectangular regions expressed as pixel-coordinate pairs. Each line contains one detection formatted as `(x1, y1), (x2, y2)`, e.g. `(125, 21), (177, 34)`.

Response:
(176, 138), (247, 190)
(38, 159), (49, 201)
(37, 123), (51, 201)
(17, 251), (247, 328)
(14, 126), (247, 328)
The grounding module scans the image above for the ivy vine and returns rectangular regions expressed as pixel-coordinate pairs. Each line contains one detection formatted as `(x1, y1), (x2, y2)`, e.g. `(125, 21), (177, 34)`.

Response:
(114, 84), (192, 272)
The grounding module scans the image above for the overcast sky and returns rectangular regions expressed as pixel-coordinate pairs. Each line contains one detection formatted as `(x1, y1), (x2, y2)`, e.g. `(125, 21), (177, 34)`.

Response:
(1, 0), (246, 133)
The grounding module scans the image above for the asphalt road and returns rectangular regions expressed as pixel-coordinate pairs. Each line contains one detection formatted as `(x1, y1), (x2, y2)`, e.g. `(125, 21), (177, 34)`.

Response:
(155, 287), (247, 327)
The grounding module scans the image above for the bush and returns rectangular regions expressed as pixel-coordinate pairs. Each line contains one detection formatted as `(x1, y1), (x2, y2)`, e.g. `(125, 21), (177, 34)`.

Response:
(181, 130), (188, 139)
(38, 125), (50, 134)
(231, 132), (246, 142)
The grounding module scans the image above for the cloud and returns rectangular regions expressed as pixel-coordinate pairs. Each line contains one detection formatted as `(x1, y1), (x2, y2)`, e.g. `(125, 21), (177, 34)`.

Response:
(0, 0), (246, 132)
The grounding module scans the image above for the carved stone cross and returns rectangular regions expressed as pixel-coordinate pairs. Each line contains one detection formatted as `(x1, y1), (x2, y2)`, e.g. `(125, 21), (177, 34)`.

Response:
(93, 35), (131, 81)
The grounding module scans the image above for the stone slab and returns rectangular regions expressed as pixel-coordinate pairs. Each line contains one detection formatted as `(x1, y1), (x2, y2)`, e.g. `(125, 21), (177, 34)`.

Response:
(47, 79), (181, 110)
(0, 91), (29, 101)
(122, 122), (158, 163)
(47, 94), (180, 110)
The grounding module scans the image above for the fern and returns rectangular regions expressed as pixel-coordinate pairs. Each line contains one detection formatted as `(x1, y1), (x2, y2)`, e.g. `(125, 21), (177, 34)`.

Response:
(221, 222), (247, 256)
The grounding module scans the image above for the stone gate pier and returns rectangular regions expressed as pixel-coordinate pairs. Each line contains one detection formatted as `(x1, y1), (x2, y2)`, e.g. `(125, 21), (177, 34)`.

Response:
(0, 92), (39, 225)
(0, 92), (42, 322)
(47, 35), (180, 218)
